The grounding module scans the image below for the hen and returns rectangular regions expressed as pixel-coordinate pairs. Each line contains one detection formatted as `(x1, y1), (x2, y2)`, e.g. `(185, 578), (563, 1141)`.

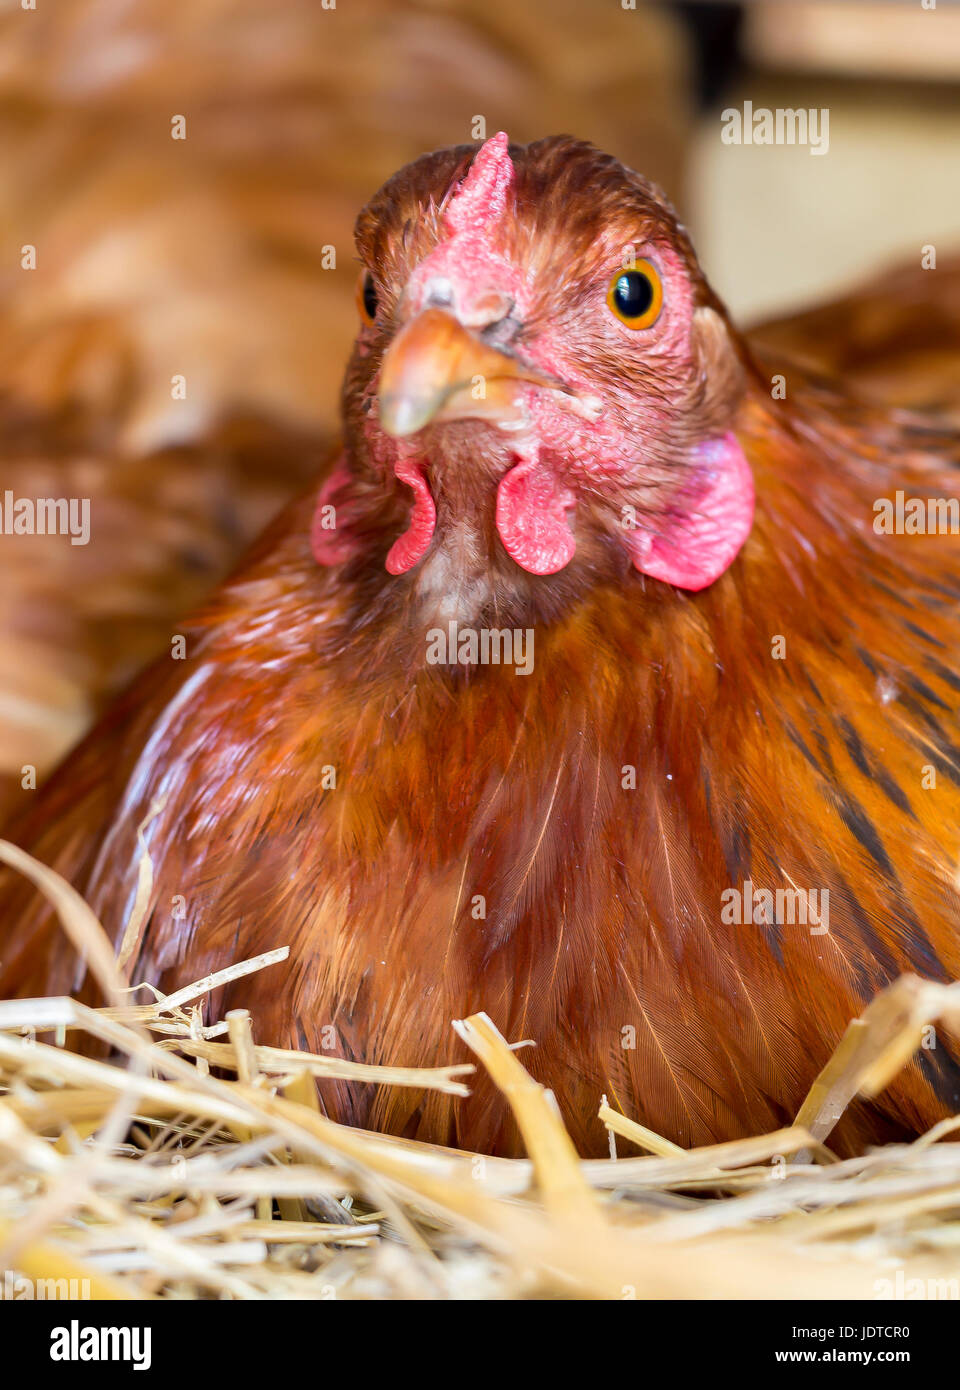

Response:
(0, 0), (690, 804)
(2, 135), (960, 1159)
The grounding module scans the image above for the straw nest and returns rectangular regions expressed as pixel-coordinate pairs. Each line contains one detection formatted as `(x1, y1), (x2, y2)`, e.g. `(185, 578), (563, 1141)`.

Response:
(2, 836), (960, 1301)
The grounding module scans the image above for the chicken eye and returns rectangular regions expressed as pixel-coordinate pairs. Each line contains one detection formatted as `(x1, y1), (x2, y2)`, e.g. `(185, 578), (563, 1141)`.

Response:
(607, 260), (663, 329)
(357, 270), (379, 326)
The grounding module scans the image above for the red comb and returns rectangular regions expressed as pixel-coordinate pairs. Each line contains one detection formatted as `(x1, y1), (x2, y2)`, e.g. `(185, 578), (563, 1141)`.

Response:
(445, 131), (514, 235)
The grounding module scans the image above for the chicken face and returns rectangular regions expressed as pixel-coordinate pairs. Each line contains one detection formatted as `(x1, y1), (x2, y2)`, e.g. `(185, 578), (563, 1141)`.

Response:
(333, 134), (754, 595)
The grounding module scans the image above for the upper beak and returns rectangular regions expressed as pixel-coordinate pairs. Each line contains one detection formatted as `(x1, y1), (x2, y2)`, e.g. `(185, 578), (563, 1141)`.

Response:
(377, 307), (560, 438)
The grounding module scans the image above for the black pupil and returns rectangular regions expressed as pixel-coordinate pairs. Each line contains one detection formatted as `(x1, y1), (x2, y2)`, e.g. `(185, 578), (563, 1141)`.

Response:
(362, 274), (378, 320)
(613, 270), (654, 319)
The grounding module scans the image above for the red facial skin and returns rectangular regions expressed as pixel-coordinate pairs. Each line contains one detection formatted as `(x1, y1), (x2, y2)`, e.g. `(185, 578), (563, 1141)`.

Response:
(318, 133), (753, 598)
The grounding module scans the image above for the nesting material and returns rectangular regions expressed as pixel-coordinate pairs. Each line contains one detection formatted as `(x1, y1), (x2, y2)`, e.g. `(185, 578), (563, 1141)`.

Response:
(1, 839), (959, 1300)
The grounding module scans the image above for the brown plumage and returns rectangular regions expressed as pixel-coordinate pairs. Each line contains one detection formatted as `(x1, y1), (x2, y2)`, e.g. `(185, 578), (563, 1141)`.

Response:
(2, 136), (960, 1159)
(748, 255), (960, 424)
(0, 410), (323, 824)
(0, 0), (690, 802)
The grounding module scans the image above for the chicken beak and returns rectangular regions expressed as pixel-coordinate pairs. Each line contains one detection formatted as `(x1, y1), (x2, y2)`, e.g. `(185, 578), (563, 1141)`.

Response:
(377, 307), (557, 437)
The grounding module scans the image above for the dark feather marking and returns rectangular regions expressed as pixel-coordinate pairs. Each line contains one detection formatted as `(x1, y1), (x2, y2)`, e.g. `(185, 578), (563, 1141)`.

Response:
(904, 672), (952, 712)
(900, 916), (951, 983)
(919, 575), (960, 602)
(899, 694), (960, 786)
(701, 765), (751, 883)
(836, 716), (870, 778)
(834, 817), (947, 983)
(901, 619), (946, 649)
(835, 715), (915, 819)
(803, 669), (825, 705)
(834, 791), (895, 878)
(924, 656), (960, 695)
(872, 767), (915, 819)
(856, 645), (878, 676)
(833, 861), (955, 1006)
(760, 852), (786, 967)
(918, 1044), (960, 1111)
(761, 904), (785, 967)
(761, 920), (784, 968)
(721, 814), (752, 884)
(869, 577), (914, 610)
(837, 827), (945, 986)
(899, 693), (948, 737)
(864, 885), (947, 993)
(906, 737), (960, 791)
(829, 877), (893, 1004)
(900, 700), (960, 789)
(810, 721), (836, 775)
(785, 722), (823, 776)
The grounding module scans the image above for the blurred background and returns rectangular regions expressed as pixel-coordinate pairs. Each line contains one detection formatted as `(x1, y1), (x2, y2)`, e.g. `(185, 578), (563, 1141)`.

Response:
(686, 0), (960, 318)
(0, 0), (958, 813)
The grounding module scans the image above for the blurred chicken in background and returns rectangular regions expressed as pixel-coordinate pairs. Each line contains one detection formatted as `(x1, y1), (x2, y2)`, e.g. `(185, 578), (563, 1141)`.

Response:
(0, 0), (692, 814)
(749, 256), (960, 425)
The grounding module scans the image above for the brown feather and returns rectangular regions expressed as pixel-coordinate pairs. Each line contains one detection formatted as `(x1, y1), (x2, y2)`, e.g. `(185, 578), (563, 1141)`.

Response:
(2, 138), (960, 1159)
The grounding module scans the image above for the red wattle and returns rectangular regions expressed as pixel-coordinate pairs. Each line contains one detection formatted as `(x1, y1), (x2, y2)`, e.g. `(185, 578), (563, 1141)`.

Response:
(495, 457), (576, 575)
(385, 457), (436, 574)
